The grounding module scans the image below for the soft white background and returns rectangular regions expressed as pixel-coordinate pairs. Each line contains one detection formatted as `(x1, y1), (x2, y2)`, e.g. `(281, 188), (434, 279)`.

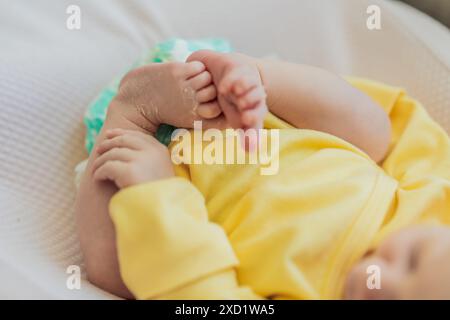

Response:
(0, 0), (449, 299)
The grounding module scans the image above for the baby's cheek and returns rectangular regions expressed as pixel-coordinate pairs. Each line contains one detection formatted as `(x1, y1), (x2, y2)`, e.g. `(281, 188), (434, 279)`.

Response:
(344, 265), (366, 299)
(407, 246), (450, 299)
(345, 257), (403, 300)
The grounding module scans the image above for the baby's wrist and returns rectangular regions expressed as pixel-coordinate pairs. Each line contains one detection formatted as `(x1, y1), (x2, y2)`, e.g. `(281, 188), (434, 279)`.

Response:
(107, 96), (159, 135)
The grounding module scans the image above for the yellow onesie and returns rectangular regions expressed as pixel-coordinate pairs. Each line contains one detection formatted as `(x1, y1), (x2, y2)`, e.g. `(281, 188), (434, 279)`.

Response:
(109, 78), (450, 299)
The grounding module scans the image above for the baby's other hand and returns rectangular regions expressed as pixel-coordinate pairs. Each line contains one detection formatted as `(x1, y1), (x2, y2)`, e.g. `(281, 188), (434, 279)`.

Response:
(93, 129), (174, 189)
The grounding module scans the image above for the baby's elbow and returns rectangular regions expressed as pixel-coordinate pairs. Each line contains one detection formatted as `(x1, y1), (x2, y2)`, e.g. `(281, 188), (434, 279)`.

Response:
(84, 250), (135, 299)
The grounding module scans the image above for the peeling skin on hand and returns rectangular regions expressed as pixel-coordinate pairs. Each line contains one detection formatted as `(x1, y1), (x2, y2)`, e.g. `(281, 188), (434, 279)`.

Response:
(182, 86), (199, 117)
(117, 62), (212, 131)
(134, 103), (159, 132)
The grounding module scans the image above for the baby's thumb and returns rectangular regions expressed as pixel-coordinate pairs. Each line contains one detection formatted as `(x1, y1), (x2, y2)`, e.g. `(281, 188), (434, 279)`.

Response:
(186, 49), (214, 65)
(196, 101), (222, 119)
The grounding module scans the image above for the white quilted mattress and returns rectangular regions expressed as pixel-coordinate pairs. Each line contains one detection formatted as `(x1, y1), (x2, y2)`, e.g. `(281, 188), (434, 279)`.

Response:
(0, 0), (449, 299)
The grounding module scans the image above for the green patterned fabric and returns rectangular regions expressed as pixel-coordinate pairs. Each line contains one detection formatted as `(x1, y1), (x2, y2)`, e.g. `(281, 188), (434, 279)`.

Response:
(84, 38), (231, 154)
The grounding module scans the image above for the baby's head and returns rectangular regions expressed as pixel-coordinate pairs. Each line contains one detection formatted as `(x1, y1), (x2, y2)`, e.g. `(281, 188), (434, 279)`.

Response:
(345, 226), (450, 299)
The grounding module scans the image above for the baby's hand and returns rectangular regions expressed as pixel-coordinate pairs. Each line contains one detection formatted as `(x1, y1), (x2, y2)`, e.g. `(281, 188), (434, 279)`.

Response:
(187, 50), (268, 131)
(93, 128), (174, 189)
(116, 61), (227, 134)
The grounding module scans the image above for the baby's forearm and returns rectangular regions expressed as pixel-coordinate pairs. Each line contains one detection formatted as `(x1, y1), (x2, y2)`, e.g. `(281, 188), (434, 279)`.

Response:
(75, 100), (149, 299)
(254, 58), (391, 162)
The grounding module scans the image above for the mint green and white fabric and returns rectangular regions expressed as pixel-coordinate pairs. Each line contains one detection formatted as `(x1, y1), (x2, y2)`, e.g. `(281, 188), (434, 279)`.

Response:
(84, 38), (231, 154)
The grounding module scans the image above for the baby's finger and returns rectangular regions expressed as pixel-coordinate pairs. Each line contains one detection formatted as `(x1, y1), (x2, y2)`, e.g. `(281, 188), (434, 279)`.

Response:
(236, 86), (266, 111)
(104, 128), (127, 139)
(189, 71), (212, 90)
(218, 69), (242, 96)
(93, 160), (127, 186)
(196, 101), (222, 119)
(242, 102), (268, 129)
(218, 95), (243, 129)
(232, 74), (258, 96)
(196, 85), (217, 104)
(93, 147), (135, 172)
(99, 132), (150, 154)
(98, 136), (141, 155)
(184, 61), (206, 79)
(105, 128), (150, 140)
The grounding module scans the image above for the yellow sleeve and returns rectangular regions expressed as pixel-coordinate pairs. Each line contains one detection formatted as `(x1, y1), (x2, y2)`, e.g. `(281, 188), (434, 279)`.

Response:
(109, 177), (261, 299)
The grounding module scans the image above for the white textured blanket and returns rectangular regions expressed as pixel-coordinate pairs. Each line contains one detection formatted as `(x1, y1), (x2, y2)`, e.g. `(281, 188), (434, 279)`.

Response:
(0, 0), (449, 299)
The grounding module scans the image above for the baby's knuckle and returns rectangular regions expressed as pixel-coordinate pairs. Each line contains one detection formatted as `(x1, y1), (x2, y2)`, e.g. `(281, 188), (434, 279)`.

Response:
(116, 136), (126, 145)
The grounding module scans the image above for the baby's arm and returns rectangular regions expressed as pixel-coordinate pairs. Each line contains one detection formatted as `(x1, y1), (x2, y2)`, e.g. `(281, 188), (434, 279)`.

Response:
(108, 173), (261, 299)
(256, 58), (391, 162)
(75, 104), (145, 299)
(91, 128), (261, 299)
(188, 50), (391, 163)
(75, 61), (224, 298)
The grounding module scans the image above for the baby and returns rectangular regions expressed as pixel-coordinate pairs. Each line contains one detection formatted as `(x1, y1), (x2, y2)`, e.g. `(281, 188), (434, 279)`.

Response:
(75, 50), (450, 299)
